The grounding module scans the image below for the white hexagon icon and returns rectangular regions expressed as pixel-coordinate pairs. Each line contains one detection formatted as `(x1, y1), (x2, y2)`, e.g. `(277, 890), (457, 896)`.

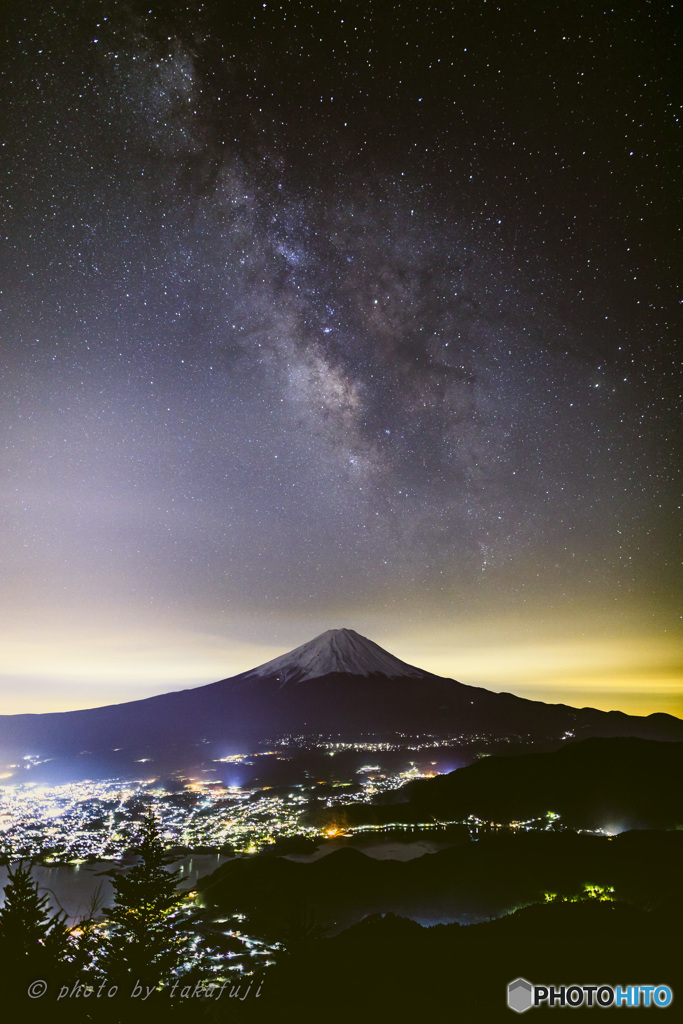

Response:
(508, 978), (533, 1013)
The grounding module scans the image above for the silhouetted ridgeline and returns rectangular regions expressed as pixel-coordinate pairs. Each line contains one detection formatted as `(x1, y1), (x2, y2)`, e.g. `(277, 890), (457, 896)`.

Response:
(401, 736), (683, 829)
(0, 632), (681, 781)
(197, 829), (683, 933)
(255, 899), (679, 1024)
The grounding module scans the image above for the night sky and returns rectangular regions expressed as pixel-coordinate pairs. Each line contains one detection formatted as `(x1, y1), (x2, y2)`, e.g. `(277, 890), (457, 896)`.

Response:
(1, 1), (680, 716)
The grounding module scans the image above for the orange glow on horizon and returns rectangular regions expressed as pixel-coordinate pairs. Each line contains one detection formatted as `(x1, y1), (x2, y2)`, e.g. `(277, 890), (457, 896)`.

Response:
(0, 611), (680, 720)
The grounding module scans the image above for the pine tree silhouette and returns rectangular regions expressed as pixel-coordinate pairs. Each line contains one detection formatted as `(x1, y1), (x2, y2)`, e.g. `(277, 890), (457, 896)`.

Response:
(99, 811), (193, 992)
(0, 860), (74, 1001)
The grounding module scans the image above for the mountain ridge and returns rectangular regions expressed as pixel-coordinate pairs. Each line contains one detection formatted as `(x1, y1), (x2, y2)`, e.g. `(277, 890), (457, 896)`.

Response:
(0, 629), (681, 780)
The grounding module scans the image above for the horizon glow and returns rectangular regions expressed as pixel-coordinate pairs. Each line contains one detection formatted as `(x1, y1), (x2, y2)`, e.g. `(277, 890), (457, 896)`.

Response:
(1, 5), (680, 724)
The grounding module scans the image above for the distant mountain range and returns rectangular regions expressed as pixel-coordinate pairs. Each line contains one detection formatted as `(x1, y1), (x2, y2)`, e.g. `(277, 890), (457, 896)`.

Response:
(0, 629), (681, 780)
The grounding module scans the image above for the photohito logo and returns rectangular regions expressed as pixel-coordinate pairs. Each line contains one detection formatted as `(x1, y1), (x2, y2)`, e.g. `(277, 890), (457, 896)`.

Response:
(507, 979), (673, 1012)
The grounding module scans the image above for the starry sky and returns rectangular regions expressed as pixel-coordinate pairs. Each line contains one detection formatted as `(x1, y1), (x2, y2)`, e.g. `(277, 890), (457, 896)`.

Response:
(1, 1), (680, 717)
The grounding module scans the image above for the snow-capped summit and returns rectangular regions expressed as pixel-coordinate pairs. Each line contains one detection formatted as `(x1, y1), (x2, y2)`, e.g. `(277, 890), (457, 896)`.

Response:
(1, 626), (681, 784)
(245, 627), (425, 684)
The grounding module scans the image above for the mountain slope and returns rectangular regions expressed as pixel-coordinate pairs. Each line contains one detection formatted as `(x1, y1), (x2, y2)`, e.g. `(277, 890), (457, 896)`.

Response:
(402, 735), (683, 829)
(0, 629), (681, 780)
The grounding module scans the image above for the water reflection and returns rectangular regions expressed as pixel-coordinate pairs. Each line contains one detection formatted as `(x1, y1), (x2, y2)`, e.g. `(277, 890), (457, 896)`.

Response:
(0, 853), (232, 924)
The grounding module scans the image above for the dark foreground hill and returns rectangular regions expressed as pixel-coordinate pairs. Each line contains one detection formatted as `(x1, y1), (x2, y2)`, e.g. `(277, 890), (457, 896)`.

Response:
(197, 828), (683, 933)
(194, 827), (683, 1023)
(256, 898), (680, 1024)
(400, 736), (683, 830)
(0, 630), (681, 780)
(9, 894), (679, 1023)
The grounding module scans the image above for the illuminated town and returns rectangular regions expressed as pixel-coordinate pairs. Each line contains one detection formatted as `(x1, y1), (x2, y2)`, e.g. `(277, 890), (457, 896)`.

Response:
(0, 730), (675, 1002)
(0, 733), (602, 863)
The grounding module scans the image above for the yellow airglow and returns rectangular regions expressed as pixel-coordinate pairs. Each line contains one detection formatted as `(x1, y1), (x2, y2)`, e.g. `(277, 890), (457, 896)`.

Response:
(0, 607), (680, 718)
(382, 622), (683, 718)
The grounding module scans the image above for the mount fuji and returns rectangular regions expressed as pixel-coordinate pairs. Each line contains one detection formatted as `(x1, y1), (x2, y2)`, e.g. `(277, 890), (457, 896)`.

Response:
(244, 628), (425, 683)
(0, 628), (681, 781)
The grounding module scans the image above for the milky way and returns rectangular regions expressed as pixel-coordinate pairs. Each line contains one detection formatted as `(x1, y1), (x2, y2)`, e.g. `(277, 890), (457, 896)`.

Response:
(1, 2), (680, 714)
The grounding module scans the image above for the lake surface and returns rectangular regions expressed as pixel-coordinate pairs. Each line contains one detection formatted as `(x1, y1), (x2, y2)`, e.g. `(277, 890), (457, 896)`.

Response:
(0, 854), (232, 924)
(0, 840), (448, 925)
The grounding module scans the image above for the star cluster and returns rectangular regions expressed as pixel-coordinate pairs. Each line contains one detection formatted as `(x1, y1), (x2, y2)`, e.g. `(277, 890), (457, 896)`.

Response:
(0, 1), (680, 714)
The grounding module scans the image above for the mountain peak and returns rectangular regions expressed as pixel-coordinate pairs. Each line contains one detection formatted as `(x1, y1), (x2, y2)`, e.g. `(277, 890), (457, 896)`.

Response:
(245, 628), (425, 684)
